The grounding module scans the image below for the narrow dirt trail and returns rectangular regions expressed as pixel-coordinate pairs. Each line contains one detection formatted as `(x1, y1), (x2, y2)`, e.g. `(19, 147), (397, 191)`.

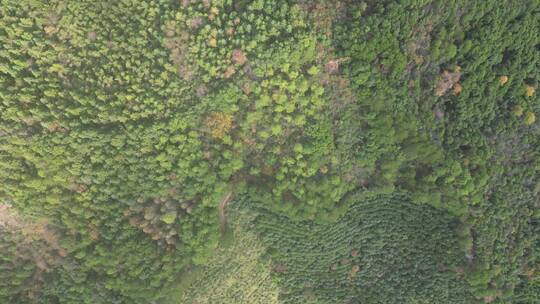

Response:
(218, 191), (233, 232)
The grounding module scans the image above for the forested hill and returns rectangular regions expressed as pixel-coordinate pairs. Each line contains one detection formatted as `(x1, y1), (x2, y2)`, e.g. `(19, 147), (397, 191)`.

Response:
(0, 1), (539, 303)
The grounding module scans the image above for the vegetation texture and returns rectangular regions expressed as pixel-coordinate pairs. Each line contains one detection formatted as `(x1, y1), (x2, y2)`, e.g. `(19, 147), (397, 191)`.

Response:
(0, 0), (538, 303)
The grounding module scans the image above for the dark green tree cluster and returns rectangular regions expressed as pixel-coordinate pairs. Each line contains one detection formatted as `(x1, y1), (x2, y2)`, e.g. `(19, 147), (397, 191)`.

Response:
(227, 192), (475, 304)
(333, 0), (539, 302)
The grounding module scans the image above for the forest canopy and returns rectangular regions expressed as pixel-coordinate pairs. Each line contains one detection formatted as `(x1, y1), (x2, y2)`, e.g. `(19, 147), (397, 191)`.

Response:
(0, 0), (539, 303)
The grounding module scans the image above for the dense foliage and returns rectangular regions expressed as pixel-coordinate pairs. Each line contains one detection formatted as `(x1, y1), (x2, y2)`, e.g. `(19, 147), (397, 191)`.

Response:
(246, 193), (475, 304)
(0, 0), (538, 303)
(333, 1), (540, 301)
